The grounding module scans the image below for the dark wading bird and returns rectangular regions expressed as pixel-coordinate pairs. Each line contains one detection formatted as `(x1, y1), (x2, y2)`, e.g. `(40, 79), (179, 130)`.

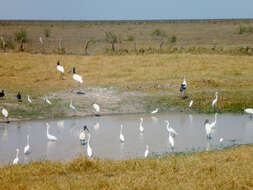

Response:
(0, 89), (5, 99)
(180, 77), (188, 99)
(17, 92), (22, 102)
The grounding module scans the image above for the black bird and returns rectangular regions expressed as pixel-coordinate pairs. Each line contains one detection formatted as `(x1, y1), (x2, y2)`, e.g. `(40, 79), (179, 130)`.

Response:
(0, 89), (5, 99)
(17, 92), (22, 102)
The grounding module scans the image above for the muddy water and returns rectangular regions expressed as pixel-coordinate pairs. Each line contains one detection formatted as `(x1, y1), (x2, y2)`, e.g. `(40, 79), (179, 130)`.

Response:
(0, 113), (253, 165)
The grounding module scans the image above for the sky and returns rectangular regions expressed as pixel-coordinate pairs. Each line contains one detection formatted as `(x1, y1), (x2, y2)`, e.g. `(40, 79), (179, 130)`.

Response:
(0, 0), (253, 20)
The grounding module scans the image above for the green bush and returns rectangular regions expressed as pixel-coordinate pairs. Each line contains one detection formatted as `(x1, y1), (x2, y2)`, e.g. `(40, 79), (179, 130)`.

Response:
(126, 35), (135, 41)
(170, 35), (177, 43)
(152, 29), (166, 37)
(105, 32), (117, 43)
(14, 29), (28, 42)
(0, 37), (15, 49)
(239, 26), (247, 34)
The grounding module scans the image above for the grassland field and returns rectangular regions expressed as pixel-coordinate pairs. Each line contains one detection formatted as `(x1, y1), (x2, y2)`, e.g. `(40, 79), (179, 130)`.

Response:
(1, 20), (253, 189)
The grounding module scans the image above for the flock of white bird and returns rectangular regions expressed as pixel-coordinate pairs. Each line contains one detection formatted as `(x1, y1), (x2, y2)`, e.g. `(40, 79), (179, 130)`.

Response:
(1, 67), (253, 165)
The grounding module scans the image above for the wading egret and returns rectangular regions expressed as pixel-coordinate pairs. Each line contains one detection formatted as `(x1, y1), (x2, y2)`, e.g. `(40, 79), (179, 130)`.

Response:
(57, 60), (64, 79)
(204, 119), (215, 139)
(189, 100), (193, 108)
(212, 92), (218, 107)
(45, 97), (52, 105)
(13, 148), (19, 165)
(72, 67), (83, 84)
(151, 108), (159, 114)
(24, 135), (31, 155)
(46, 123), (57, 141)
(70, 100), (76, 111)
(27, 95), (32, 104)
(1, 107), (9, 123)
(87, 133), (92, 158)
(209, 113), (218, 129)
(180, 76), (187, 94)
(165, 120), (178, 136)
(139, 117), (144, 133)
(219, 138), (223, 143)
(168, 133), (175, 149)
(17, 92), (22, 102)
(120, 124), (125, 143)
(144, 145), (149, 158)
(92, 103), (100, 112)
(39, 37), (43, 45)
(244, 108), (253, 118)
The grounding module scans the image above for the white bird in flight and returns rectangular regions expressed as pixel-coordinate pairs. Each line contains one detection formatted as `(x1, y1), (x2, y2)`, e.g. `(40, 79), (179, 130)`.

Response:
(139, 117), (144, 133)
(13, 148), (19, 165)
(151, 108), (159, 114)
(120, 124), (125, 143)
(92, 103), (100, 113)
(212, 92), (218, 107)
(144, 145), (149, 158)
(72, 67), (83, 84)
(24, 135), (31, 155)
(165, 120), (178, 137)
(27, 95), (32, 104)
(46, 123), (57, 141)
(87, 133), (93, 158)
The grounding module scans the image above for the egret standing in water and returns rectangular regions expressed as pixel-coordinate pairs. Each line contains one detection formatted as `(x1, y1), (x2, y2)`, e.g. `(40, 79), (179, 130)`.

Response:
(56, 60), (64, 80)
(144, 145), (149, 158)
(165, 120), (178, 137)
(151, 108), (159, 114)
(1, 107), (9, 123)
(92, 103), (100, 115)
(79, 125), (89, 143)
(87, 133), (92, 158)
(204, 117), (216, 139)
(27, 95), (32, 104)
(46, 123), (57, 141)
(139, 118), (144, 133)
(244, 108), (253, 118)
(13, 148), (19, 165)
(212, 91), (218, 107)
(70, 100), (76, 111)
(24, 135), (31, 155)
(120, 124), (125, 143)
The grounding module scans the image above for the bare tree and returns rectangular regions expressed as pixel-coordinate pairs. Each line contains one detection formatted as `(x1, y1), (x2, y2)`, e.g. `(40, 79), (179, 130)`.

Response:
(105, 32), (117, 52)
(159, 40), (164, 52)
(84, 40), (90, 55)
(20, 38), (24, 51)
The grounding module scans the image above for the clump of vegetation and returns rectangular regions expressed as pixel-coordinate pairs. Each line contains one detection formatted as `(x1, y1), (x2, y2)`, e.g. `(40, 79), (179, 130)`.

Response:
(170, 35), (177, 43)
(44, 28), (51, 38)
(105, 32), (118, 51)
(14, 29), (28, 43)
(126, 35), (135, 42)
(238, 25), (253, 34)
(152, 29), (166, 37)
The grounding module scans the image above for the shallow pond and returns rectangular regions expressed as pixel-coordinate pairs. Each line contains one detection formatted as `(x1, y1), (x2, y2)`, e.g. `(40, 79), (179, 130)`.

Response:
(0, 113), (253, 165)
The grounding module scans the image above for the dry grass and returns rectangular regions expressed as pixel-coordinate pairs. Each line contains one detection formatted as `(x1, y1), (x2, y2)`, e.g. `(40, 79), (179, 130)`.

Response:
(1, 52), (253, 115)
(0, 145), (253, 189)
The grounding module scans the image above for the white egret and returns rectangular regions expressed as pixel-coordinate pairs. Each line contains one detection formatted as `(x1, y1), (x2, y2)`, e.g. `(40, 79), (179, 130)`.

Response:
(24, 135), (31, 155)
(244, 108), (253, 118)
(165, 120), (178, 136)
(87, 133), (92, 158)
(57, 60), (64, 79)
(180, 76), (187, 95)
(39, 37), (43, 45)
(168, 133), (175, 149)
(46, 123), (57, 141)
(27, 95), (32, 104)
(70, 100), (76, 111)
(13, 149), (19, 165)
(45, 97), (52, 105)
(144, 145), (149, 158)
(189, 100), (193, 108)
(92, 103), (100, 113)
(139, 117), (144, 133)
(2, 107), (8, 118)
(219, 138), (223, 143)
(212, 92), (218, 107)
(120, 124), (125, 143)
(151, 108), (158, 114)
(204, 119), (215, 139)
(80, 125), (89, 142)
(72, 67), (83, 84)
(209, 113), (218, 129)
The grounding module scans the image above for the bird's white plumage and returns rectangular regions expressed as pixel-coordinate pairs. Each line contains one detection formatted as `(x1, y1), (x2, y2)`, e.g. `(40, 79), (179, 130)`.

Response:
(46, 123), (57, 141)
(209, 113), (217, 129)
(182, 76), (187, 86)
(151, 108), (158, 114)
(57, 65), (64, 73)
(219, 138), (223, 142)
(2, 108), (8, 118)
(70, 100), (76, 110)
(13, 149), (19, 165)
(45, 97), (52, 105)
(189, 100), (193, 108)
(212, 92), (218, 107)
(165, 120), (178, 136)
(87, 133), (92, 158)
(27, 95), (32, 104)
(24, 135), (31, 155)
(73, 74), (83, 83)
(93, 103), (100, 112)
(120, 124), (125, 143)
(144, 145), (149, 158)
(168, 134), (175, 148)
(39, 37), (43, 45)
(244, 108), (253, 114)
(79, 130), (86, 141)
(139, 118), (144, 133)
